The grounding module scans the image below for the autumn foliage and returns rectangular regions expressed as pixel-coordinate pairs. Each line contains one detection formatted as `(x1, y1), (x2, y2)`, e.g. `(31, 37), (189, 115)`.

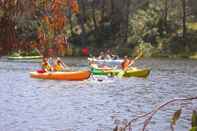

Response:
(35, 0), (79, 56)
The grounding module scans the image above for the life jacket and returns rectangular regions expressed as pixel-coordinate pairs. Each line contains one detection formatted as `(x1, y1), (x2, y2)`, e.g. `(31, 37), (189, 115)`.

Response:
(121, 59), (131, 70)
(53, 64), (64, 71)
(42, 62), (51, 71)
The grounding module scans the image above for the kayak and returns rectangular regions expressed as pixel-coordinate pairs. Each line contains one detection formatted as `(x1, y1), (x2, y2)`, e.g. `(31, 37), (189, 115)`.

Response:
(88, 58), (123, 65)
(91, 68), (150, 78)
(8, 56), (43, 60)
(30, 70), (91, 81)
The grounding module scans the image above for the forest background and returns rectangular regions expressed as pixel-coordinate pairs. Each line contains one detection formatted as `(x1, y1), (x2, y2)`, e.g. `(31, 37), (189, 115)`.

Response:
(0, 0), (197, 58)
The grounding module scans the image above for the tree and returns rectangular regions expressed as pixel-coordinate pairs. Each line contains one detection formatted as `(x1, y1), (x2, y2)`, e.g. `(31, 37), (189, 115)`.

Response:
(35, 0), (79, 56)
(181, 0), (187, 41)
(0, 0), (26, 54)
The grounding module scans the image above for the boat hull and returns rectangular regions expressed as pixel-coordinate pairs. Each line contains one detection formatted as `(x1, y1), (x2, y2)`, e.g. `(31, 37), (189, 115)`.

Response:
(30, 70), (91, 81)
(88, 58), (123, 65)
(91, 68), (150, 78)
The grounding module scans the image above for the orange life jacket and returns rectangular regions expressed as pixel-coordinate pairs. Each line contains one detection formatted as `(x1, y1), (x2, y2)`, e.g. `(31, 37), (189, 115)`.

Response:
(121, 59), (131, 70)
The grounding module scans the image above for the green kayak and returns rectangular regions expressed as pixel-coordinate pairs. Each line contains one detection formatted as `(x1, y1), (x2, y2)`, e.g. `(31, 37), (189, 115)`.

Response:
(91, 68), (150, 78)
(8, 56), (43, 60)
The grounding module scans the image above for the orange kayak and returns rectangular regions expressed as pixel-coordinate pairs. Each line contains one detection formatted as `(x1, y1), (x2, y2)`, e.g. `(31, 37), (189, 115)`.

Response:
(30, 70), (91, 81)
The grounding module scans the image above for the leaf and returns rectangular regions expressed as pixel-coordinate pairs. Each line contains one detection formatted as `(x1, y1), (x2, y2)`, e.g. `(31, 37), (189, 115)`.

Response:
(70, 0), (79, 14)
(189, 126), (197, 131)
(171, 109), (182, 125)
(192, 110), (197, 127)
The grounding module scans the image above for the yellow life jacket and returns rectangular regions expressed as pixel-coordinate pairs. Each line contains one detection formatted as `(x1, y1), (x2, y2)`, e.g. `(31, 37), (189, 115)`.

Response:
(54, 64), (64, 71)
(42, 63), (51, 71)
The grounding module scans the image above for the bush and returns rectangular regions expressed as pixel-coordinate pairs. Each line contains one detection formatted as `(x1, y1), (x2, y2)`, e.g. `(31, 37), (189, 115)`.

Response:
(136, 41), (160, 57)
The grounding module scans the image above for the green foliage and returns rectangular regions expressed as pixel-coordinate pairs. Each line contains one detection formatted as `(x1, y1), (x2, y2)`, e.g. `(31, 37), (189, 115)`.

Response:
(16, 17), (39, 41)
(114, 48), (133, 57)
(192, 111), (197, 127)
(190, 110), (197, 131)
(72, 47), (82, 56)
(190, 52), (197, 60)
(136, 42), (158, 57)
(190, 127), (197, 131)
(1, 0), (197, 57)
(126, 1), (197, 58)
(187, 22), (197, 31)
(128, 4), (161, 46)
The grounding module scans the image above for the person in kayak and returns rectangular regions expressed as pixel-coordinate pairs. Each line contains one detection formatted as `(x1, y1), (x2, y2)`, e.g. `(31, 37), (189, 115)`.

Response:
(41, 57), (52, 72)
(97, 51), (105, 60)
(105, 49), (112, 60)
(89, 57), (98, 68)
(53, 57), (67, 71)
(121, 56), (134, 70)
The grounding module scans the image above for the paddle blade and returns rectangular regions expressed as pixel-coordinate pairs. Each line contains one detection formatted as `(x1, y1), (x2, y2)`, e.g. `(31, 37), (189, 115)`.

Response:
(117, 70), (125, 78)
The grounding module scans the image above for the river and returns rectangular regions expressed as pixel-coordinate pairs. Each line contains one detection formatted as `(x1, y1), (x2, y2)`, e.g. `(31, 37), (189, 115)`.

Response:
(0, 57), (196, 131)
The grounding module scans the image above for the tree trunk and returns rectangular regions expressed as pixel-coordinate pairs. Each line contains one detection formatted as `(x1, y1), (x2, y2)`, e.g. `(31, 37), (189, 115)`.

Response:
(164, 0), (168, 31)
(0, 17), (17, 54)
(91, 0), (98, 43)
(101, 0), (105, 28)
(182, 0), (187, 41)
(68, 7), (74, 35)
(78, 0), (86, 47)
(110, 0), (114, 26)
(91, 0), (98, 31)
(123, 0), (130, 44)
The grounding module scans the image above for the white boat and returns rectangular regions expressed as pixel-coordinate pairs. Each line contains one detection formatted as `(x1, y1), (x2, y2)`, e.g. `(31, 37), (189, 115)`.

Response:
(88, 58), (123, 65)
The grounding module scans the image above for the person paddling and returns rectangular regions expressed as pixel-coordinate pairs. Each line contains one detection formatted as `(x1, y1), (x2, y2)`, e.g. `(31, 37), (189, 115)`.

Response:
(89, 57), (98, 68)
(97, 51), (105, 60)
(39, 57), (52, 73)
(121, 56), (134, 71)
(53, 57), (66, 71)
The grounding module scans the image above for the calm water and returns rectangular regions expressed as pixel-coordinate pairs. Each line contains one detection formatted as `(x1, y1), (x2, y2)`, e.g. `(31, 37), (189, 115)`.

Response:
(0, 57), (197, 131)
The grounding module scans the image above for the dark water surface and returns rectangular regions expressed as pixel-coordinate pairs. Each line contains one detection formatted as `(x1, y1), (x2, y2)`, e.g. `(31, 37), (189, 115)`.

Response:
(0, 57), (197, 131)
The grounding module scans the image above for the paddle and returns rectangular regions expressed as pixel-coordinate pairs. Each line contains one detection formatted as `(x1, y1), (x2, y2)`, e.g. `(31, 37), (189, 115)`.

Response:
(117, 51), (143, 78)
(117, 70), (125, 78)
(129, 51), (143, 67)
(134, 51), (143, 61)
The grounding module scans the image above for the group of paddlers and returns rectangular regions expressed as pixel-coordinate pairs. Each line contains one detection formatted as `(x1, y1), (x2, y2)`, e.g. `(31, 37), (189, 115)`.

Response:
(89, 49), (135, 71)
(97, 49), (119, 60)
(38, 57), (68, 73)
(90, 56), (135, 70)
(39, 49), (141, 73)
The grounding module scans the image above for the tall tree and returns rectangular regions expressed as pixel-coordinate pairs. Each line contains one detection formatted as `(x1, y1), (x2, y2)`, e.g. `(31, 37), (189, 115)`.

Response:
(164, 0), (168, 31)
(123, 0), (131, 44)
(0, 0), (33, 54)
(182, 0), (187, 41)
(78, 0), (86, 47)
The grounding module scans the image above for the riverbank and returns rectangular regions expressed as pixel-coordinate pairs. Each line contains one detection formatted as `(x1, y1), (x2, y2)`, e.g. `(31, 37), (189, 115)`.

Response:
(150, 52), (197, 60)
(2, 53), (197, 61)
